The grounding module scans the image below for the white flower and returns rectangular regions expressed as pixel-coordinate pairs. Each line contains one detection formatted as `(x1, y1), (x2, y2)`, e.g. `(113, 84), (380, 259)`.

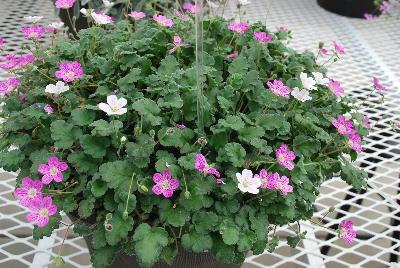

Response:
(98, 95), (127, 115)
(312, 72), (329, 86)
(300, 72), (317, 90)
(102, 0), (114, 8)
(343, 112), (352, 120)
(48, 22), (65, 30)
(236, 169), (261, 194)
(24, 16), (43, 23)
(291, 87), (312, 102)
(120, 136), (127, 143)
(80, 8), (89, 16)
(238, 0), (251, 5)
(45, 81), (70, 95)
(91, 12), (113, 25)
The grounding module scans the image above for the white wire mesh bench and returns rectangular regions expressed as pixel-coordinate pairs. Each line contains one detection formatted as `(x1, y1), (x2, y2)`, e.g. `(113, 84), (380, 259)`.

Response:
(0, 0), (399, 267)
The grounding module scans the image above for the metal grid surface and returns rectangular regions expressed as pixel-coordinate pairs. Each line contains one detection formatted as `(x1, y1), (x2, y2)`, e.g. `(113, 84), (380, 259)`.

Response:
(0, 0), (399, 267)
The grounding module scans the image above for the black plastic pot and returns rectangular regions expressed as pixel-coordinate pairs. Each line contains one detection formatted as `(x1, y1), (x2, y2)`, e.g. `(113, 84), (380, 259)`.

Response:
(58, 7), (89, 35)
(317, 0), (377, 18)
(83, 235), (240, 268)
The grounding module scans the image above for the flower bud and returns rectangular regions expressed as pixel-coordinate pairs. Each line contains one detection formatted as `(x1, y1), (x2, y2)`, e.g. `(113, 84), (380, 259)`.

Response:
(197, 136), (207, 146)
(328, 206), (335, 212)
(105, 213), (113, 221)
(122, 211), (128, 220)
(53, 256), (65, 266)
(140, 185), (148, 193)
(105, 223), (113, 232)
(184, 191), (191, 199)
(120, 136), (127, 143)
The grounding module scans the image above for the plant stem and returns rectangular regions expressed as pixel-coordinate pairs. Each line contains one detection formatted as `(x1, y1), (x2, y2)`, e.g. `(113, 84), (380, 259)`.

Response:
(124, 172), (136, 216)
(66, 9), (79, 37)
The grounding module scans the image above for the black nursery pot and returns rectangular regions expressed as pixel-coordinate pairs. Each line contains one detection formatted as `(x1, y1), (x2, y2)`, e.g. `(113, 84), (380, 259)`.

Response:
(317, 0), (377, 18)
(58, 7), (89, 34)
(83, 235), (240, 268)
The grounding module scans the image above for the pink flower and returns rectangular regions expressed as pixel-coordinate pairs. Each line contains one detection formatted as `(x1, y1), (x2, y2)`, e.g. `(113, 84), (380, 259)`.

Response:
(44, 104), (54, 114)
(14, 177), (43, 207)
(91, 12), (113, 25)
(26, 196), (57, 228)
(0, 37), (4, 46)
(226, 50), (239, 60)
(373, 76), (386, 91)
(55, 61), (84, 82)
(254, 31), (273, 43)
(195, 154), (222, 181)
(275, 144), (296, 170)
(333, 41), (345, 55)
(228, 21), (250, 35)
(19, 92), (26, 102)
(183, 2), (201, 13)
(21, 25), (47, 40)
(176, 123), (186, 129)
(379, 1), (390, 14)
(168, 35), (188, 54)
(277, 175), (293, 195)
(328, 80), (344, 97)
(267, 80), (291, 98)
(128, 11), (146, 20)
(320, 47), (329, 56)
(55, 0), (76, 9)
(174, 9), (188, 20)
(1, 54), (36, 70)
(332, 115), (354, 135)
(338, 220), (356, 244)
(364, 13), (377, 21)
(348, 133), (362, 153)
(153, 15), (174, 28)
(0, 77), (20, 95)
(257, 169), (278, 189)
(152, 170), (179, 198)
(363, 116), (371, 129)
(38, 156), (69, 184)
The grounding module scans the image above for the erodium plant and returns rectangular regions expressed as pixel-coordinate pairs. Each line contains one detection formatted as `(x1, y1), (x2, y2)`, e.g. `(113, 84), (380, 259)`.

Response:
(0, 2), (388, 267)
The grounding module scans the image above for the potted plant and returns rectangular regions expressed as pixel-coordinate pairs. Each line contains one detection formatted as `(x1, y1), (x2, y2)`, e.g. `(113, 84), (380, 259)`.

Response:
(0, 2), (375, 268)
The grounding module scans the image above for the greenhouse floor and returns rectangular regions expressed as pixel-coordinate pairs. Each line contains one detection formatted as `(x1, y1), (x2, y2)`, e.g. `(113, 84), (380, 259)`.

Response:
(1, 0), (400, 267)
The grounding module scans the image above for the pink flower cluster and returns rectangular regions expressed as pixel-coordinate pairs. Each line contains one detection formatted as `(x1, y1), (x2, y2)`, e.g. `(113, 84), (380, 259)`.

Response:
(275, 144), (296, 170)
(253, 31), (273, 43)
(0, 53), (35, 70)
(0, 77), (20, 95)
(267, 80), (291, 98)
(228, 21), (250, 35)
(333, 41), (345, 55)
(183, 2), (201, 13)
(379, 1), (390, 14)
(55, 61), (84, 82)
(21, 25), (47, 40)
(153, 15), (174, 28)
(152, 170), (180, 198)
(338, 220), (356, 244)
(328, 80), (344, 97)
(14, 177), (57, 228)
(174, 9), (188, 20)
(256, 169), (293, 195)
(55, 0), (76, 9)
(332, 115), (362, 153)
(195, 153), (223, 183)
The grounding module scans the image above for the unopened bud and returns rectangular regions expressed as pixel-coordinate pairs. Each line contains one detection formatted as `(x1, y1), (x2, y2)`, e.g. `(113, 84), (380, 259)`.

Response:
(140, 185), (148, 193)
(166, 128), (175, 135)
(53, 256), (65, 266)
(328, 207), (335, 212)
(184, 191), (191, 199)
(122, 211), (128, 220)
(197, 136), (207, 146)
(105, 223), (113, 232)
(120, 136), (127, 143)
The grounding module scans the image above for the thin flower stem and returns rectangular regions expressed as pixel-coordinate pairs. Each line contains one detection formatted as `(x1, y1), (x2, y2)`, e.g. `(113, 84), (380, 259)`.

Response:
(36, 68), (57, 83)
(66, 9), (79, 37)
(309, 219), (336, 232)
(182, 170), (189, 192)
(124, 172), (136, 216)
(288, 224), (298, 234)
(57, 224), (71, 256)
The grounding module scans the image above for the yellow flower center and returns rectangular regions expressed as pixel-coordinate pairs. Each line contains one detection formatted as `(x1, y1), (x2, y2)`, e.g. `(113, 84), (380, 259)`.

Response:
(39, 208), (48, 217)
(28, 188), (37, 198)
(50, 167), (58, 176)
